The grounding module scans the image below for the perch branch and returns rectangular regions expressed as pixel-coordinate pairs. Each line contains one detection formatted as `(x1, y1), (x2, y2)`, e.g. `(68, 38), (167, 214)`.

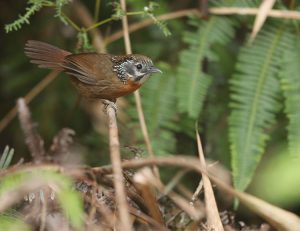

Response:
(17, 98), (45, 163)
(105, 104), (131, 230)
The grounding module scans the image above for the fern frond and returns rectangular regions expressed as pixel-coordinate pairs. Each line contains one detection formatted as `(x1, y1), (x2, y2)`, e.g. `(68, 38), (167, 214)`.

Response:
(280, 34), (300, 156)
(5, 0), (45, 33)
(176, 17), (235, 119)
(229, 23), (293, 192)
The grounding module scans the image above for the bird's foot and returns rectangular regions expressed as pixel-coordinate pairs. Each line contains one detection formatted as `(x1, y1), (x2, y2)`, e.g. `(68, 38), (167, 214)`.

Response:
(102, 100), (118, 114)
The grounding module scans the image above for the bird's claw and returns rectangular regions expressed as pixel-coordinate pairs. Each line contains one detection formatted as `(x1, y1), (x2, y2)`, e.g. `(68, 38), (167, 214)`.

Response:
(102, 100), (118, 114)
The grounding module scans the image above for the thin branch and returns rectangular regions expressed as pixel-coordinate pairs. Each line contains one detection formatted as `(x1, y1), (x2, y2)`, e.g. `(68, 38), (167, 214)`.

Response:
(96, 156), (300, 231)
(106, 7), (300, 44)
(106, 9), (199, 44)
(133, 168), (165, 225)
(72, 0), (107, 53)
(94, 0), (101, 22)
(119, 0), (159, 179)
(105, 104), (131, 231)
(0, 71), (59, 133)
(209, 7), (300, 19)
(249, 0), (276, 42)
(17, 98), (45, 163)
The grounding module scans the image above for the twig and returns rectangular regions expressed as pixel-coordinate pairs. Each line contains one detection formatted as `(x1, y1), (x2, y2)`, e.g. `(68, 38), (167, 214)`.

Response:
(39, 190), (47, 231)
(209, 7), (300, 19)
(72, 0), (107, 53)
(106, 6), (300, 44)
(250, 0), (276, 42)
(133, 168), (164, 225)
(0, 70), (59, 133)
(17, 98), (45, 163)
(94, 156), (300, 230)
(119, 0), (159, 179)
(132, 167), (203, 220)
(106, 9), (199, 44)
(105, 104), (131, 230)
(195, 127), (223, 230)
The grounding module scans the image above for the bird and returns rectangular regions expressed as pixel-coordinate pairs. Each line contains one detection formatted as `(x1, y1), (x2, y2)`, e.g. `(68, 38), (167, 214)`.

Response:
(24, 40), (162, 105)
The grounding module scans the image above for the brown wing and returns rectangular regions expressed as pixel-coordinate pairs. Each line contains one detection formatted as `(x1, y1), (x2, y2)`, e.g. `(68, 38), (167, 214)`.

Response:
(62, 53), (116, 86)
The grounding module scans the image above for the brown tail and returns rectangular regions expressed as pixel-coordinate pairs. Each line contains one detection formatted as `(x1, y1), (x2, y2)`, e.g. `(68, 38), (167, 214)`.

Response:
(24, 40), (71, 70)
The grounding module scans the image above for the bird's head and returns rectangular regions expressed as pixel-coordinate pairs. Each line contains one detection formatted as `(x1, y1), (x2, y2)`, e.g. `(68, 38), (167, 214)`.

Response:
(112, 55), (162, 84)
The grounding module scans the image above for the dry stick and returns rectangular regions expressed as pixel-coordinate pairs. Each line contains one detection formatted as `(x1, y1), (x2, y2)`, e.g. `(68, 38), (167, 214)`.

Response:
(39, 191), (47, 231)
(0, 71), (59, 133)
(17, 98), (45, 163)
(209, 7), (300, 19)
(119, 0), (159, 177)
(249, 0), (276, 42)
(195, 129), (223, 230)
(103, 157), (300, 231)
(106, 106), (131, 230)
(107, 6), (300, 44)
(133, 168), (164, 225)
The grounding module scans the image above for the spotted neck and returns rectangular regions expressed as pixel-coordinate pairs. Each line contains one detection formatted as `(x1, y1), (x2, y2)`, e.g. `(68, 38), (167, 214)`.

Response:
(111, 56), (134, 84)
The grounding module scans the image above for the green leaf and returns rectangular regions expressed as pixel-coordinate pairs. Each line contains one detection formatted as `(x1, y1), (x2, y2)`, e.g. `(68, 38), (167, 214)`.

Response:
(176, 16), (235, 119)
(280, 35), (300, 156)
(57, 188), (84, 230)
(0, 146), (14, 169)
(229, 23), (293, 192)
(0, 215), (31, 231)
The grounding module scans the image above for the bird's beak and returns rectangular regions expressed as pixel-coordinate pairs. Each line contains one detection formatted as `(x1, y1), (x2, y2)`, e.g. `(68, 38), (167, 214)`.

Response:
(149, 66), (162, 74)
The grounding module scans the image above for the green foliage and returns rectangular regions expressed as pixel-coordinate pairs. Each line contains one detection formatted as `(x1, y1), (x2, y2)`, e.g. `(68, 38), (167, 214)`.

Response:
(0, 170), (84, 230)
(54, 0), (72, 24)
(0, 146), (14, 169)
(144, 2), (171, 37)
(0, 215), (31, 231)
(76, 31), (95, 52)
(4, 0), (72, 33)
(176, 16), (235, 119)
(129, 63), (178, 154)
(5, 0), (46, 33)
(229, 23), (293, 192)
(280, 35), (300, 156)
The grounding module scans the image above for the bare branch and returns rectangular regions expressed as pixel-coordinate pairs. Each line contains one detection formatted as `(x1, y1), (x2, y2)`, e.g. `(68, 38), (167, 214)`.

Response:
(17, 98), (45, 163)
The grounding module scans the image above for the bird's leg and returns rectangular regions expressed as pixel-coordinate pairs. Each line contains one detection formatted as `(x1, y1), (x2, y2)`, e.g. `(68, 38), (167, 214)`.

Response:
(102, 99), (118, 114)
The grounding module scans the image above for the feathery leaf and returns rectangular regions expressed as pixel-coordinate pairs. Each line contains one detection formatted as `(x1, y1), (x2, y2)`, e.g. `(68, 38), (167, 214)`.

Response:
(229, 23), (293, 192)
(280, 33), (300, 156)
(177, 16), (235, 119)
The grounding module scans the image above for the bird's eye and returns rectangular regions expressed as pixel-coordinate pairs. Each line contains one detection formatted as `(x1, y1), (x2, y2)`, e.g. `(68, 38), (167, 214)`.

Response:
(136, 63), (143, 70)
